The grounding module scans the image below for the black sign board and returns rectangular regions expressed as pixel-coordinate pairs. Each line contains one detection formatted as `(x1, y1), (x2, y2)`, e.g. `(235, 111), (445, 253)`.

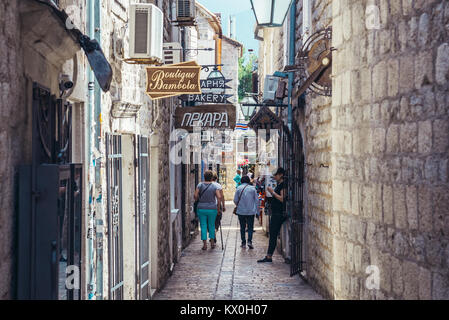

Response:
(174, 104), (236, 132)
(180, 93), (233, 104)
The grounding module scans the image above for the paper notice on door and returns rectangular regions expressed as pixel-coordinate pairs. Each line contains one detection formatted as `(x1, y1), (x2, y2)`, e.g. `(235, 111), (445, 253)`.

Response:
(265, 176), (276, 197)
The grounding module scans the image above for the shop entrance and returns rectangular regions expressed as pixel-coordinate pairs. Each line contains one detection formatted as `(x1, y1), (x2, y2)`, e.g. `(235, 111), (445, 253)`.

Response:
(279, 123), (305, 277)
(18, 83), (82, 300)
(105, 134), (124, 299)
(136, 136), (151, 299)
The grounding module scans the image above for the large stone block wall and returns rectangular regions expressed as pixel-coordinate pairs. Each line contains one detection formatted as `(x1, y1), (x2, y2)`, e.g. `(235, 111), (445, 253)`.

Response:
(97, 0), (178, 295)
(331, 0), (449, 299)
(155, 98), (172, 289)
(293, 0), (334, 299)
(0, 0), (26, 300)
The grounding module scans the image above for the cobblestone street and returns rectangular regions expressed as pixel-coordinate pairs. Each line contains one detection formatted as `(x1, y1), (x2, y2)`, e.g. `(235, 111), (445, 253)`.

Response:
(154, 202), (323, 300)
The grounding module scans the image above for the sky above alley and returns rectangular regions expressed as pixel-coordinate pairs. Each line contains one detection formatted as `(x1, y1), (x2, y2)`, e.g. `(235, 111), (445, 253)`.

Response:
(197, 0), (259, 56)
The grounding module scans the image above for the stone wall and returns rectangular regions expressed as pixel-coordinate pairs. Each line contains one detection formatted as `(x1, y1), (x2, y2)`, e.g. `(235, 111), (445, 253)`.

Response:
(292, 0), (334, 299)
(330, 0), (449, 299)
(0, 0), (87, 299)
(221, 38), (241, 200)
(96, 0), (179, 296)
(155, 99), (173, 290)
(0, 0), (26, 300)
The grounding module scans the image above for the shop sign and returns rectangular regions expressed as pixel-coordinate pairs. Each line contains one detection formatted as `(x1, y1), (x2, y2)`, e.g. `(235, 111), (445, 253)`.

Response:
(180, 93), (233, 104)
(146, 61), (201, 100)
(200, 78), (231, 89)
(174, 104), (236, 132)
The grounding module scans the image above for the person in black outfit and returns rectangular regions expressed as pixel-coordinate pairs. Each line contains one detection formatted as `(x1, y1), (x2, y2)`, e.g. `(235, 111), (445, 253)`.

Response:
(257, 168), (286, 263)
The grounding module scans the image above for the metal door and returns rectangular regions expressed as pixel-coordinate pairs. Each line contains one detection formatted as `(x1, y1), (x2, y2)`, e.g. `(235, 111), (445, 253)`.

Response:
(181, 163), (187, 242)
(105, 134), (124, 300)
(136, 136), (150, 300)
(17, 83), (82, 300)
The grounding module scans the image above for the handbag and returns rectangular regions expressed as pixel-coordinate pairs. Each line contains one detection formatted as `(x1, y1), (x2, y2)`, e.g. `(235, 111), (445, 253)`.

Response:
(194, 183), (212, 215)
(233, 185), (249, 215)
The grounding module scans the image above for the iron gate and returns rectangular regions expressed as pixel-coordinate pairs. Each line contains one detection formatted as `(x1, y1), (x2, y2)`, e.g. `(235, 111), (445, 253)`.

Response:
(290, 124), (305, 276)
(18, 83), (82, 300)
(136, 136), (150, 300)
(105, 134), (124, 300)
(278, 123), (305, 277)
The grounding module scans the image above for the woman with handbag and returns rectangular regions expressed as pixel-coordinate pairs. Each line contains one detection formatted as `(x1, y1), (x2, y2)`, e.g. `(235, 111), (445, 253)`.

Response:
(233, 176), (259, 249)
(258, 168), (286, 263)
(194, 170), (222, 250)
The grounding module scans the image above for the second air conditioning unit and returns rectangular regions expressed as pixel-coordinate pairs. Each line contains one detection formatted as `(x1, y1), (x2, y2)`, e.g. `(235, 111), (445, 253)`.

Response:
(262, 75), (280, 102)
(129, 3), (163, 62)
(177, 0), (195, 21)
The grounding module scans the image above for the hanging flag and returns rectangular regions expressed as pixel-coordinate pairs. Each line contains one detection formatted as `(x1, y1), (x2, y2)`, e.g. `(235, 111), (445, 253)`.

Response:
(235, 123), (248, 130)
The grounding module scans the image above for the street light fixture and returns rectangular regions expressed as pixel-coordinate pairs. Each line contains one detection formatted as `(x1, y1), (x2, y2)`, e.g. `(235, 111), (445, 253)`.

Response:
(250, 0), (293, 28)
(240, 95), (258, 121)
(207, 67), (225, 80)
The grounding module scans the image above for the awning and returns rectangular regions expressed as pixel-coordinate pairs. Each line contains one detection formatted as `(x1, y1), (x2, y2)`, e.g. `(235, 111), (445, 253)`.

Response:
(19, 0), (112, 92)
(248, 107), (284, 131)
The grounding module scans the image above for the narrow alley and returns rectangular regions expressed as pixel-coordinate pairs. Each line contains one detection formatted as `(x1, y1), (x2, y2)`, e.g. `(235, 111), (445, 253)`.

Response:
(154, 203), (322, 300)
(1, 0), (448, 303)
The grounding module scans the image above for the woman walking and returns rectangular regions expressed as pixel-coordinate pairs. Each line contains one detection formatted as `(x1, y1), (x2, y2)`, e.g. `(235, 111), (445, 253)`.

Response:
(234, 176), (259, 249)
(258, 168), (286, 263)
(194, 170), (222, 250)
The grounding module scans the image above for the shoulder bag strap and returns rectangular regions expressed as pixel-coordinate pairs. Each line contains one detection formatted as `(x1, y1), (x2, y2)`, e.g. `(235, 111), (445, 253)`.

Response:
(198, 183), (212, 201)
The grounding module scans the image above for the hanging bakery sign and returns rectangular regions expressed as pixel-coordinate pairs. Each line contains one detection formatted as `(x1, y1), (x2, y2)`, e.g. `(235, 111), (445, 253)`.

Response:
(174, 104), (236, 132)
(179, 93), (233, 104)
(146, 61), (201, 100)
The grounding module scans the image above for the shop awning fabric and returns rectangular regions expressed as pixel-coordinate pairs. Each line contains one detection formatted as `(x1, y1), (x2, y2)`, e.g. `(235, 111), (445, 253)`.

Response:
(248, 107), (284, 131)
(19, 0), (112, 92)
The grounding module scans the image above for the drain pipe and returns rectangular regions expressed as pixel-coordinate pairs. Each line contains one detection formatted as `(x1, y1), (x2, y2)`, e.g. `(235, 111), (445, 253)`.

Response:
(86, 0), (95, 300)
(287, 0), (296, 131)
(93, 0), (104, 300)
(273, 1), (296, 131)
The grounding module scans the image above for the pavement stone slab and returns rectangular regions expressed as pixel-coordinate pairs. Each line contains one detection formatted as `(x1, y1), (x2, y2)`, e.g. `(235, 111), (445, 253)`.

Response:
(153, 203), (323, 301)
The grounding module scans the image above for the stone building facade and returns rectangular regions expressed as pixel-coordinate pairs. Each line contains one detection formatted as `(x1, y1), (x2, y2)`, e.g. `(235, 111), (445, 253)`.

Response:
(221, 36), (243, 200)
(0, 0), (88, 299)
(87, 0), (197, 299)
(257, 0), (449, 299)
(328, 0), (449, 300)
(0, 0), (200, 300)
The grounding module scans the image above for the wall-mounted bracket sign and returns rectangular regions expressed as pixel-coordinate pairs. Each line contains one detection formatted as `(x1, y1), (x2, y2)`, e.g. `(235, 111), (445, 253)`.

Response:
(295, 27), (333, 98)
(146, 61), (201, 100)
(180, 93), (233, 104)
(175, 104), (236, 132)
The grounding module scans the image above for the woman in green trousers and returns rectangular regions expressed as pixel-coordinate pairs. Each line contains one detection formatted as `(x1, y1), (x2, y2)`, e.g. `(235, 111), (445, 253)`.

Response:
(194, 170), (223, 250)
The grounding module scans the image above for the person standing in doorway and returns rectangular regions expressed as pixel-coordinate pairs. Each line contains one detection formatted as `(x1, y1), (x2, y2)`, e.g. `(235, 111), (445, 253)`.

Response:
(258, 168), (286, 263)
(233, 169), (242, 188)
(194, 170), (222, 250)
(234, 176), (259, 249)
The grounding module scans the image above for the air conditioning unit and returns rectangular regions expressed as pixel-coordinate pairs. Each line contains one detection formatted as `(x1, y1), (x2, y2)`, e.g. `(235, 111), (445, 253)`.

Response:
(177, 0), (195, 21)
(262, 75), (280, 102)
(163, 42), (182, 65)
(129, 3), (163, 62)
